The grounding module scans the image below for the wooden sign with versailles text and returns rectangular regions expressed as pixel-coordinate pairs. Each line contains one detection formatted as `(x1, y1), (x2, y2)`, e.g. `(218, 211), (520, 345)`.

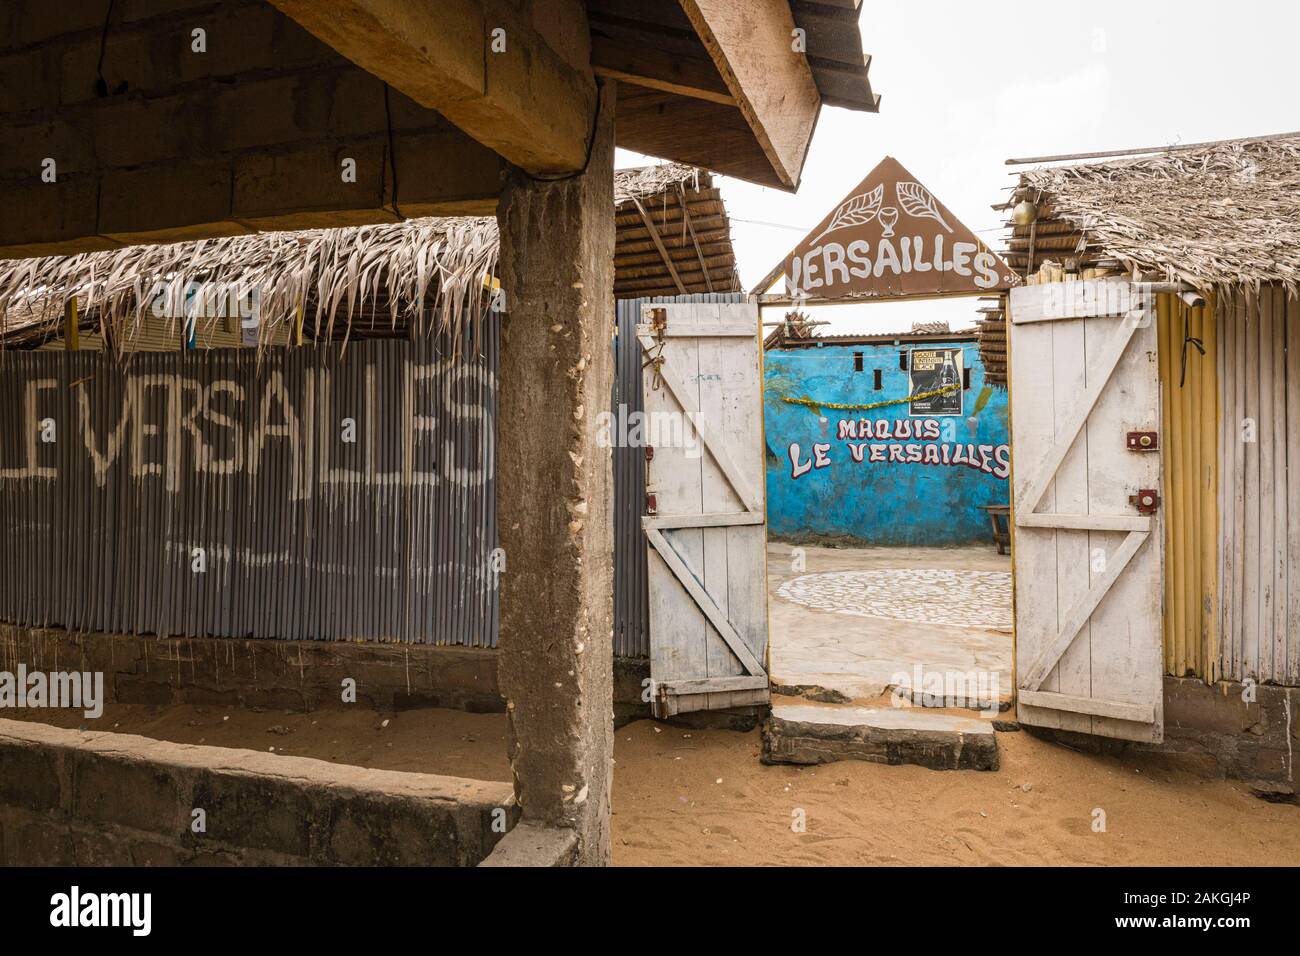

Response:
(785, 156), (1017, 300)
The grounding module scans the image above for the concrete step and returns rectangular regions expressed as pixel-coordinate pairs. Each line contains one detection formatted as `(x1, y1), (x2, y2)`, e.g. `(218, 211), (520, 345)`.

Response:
(761, 703), (999, 771)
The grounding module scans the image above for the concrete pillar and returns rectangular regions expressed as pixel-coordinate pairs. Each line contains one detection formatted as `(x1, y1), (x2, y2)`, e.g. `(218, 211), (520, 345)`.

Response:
(494, 80), (615, 866)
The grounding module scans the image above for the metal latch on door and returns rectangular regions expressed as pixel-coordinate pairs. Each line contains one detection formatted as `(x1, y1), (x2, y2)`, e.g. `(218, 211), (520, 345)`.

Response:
(1129, 489), (1160, 515)
(1126, 430), (1158, 451)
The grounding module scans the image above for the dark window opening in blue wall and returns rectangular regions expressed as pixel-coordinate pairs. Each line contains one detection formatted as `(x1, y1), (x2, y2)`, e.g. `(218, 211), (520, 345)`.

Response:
(873, 368), (883, 390)
(963, 366), (972, 390)
(853, 351), (864, 372)
(898, 350), (908, 370)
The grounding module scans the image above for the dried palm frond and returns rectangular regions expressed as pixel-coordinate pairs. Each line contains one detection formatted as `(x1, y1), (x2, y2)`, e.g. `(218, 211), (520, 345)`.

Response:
(1009, 133), (1300, 296)
(614, 163), (701, 205)
(0, 162), (721, 354)
(0, 216), (500, 355)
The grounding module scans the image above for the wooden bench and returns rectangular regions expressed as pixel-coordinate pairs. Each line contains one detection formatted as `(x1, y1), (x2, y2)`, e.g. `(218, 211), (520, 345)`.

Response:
(978, 504), (1011, 555)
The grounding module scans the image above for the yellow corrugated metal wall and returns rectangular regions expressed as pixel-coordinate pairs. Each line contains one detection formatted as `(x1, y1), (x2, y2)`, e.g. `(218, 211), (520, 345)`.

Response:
(1156, 292), (1219, 680)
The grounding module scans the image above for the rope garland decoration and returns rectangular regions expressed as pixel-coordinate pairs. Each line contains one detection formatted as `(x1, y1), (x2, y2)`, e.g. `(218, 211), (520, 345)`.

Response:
(781, 382), (961, 412)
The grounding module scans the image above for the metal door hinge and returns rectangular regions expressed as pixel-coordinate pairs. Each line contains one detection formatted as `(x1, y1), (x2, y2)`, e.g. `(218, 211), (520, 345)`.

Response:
(646, 492), (657, 515)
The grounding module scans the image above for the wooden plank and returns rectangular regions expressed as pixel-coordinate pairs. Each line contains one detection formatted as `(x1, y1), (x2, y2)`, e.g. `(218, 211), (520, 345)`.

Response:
(644, 313), (709, 708)
(1009, 311), (1073, 731)
(1021, 531), (1149, 691)
(615, 85), (780, 188)
(645, 527), (765, 676)
(1269, 286), (1288, 681)
(63, 299), (80, 351)
(642, 301), (768, 715)
(677, 0), (821, 188)
(635, 323), (754, 337)
(591, 35), (735, 105)
(267, 0), (596, 175)
(1018, 690), (1155, 723)
(631, 198), (689, 295)
(1010, 296), (1164, 741)
(1016, 512), (1150, 532)
(678, 185), (715, 292)
(697, 323), (737, 709)
(1014, 312), (1141, 519)
(1009, 281), (1137, 324)
(643, 512), (763, 529)
(658, 675), (769, 694)
(639, 332), (760, 511)
(718, 302), (769, 693)
(1242, 289), (1261, 680)
(1259, 288), (1276, 680)
(1084, 308), (1163, 741)
(1046, 314), (1095, 733)
(1287, 290), (1300, 684)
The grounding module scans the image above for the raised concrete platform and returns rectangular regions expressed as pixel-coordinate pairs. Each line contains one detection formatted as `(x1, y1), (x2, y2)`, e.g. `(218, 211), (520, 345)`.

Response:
(0, 718), (517, 865)
(761, 703), (999, 771)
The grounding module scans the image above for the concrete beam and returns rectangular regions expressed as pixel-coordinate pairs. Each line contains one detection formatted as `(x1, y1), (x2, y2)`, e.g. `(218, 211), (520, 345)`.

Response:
(494, 80), (616, 865)
(267, 0), (597, 176)
(678, 0), (822, 189)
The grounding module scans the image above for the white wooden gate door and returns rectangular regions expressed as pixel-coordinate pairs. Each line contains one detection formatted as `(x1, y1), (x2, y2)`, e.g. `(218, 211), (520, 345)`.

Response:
(639, 301), (769, 717)
(1009, 280), (1164, 742)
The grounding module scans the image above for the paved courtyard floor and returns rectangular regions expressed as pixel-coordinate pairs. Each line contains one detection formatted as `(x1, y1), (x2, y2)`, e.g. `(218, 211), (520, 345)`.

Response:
(767, 541), (1013, 703)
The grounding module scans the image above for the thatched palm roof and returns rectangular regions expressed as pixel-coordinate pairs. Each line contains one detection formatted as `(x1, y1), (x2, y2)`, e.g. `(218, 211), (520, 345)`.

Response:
(1005, 133), (1300, 294)
(613, 164), (741, 299)
(0, 217), (499, 350)
(0, 162), (736, 350)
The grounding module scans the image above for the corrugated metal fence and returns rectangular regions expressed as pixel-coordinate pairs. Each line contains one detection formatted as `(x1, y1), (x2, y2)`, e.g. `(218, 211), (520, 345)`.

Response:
(3, 291), (744, 656)
(1216, 284), (1299, 685)
(612, 293), (746, 658)
(0, 326), (499, 645)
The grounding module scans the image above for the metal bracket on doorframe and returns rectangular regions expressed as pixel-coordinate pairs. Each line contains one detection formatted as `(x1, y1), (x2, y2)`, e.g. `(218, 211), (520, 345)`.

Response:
(1126, 431), (1158, 452)
(1129, 489), (1160, 515)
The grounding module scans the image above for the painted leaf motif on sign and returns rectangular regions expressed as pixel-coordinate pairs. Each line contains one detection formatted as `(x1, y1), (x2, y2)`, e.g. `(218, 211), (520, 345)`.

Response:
(896, 181), (953, 233)
(810, 184), (883, 244)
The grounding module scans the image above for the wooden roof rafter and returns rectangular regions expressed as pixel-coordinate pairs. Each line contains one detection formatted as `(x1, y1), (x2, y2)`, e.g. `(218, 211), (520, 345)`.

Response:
(630, 196), (689, 295)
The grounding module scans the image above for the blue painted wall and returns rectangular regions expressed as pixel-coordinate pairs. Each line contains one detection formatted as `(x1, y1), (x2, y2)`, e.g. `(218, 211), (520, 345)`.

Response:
(764, 339), (1009, 546)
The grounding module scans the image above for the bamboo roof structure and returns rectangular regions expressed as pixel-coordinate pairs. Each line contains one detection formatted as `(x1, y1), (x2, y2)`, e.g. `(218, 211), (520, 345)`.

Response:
(0, 163), (738, 351)
(613, 163), (742, 299)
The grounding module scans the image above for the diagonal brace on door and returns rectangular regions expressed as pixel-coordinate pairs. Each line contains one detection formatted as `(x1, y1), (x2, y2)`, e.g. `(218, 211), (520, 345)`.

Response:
(644, 526), (766, 678)
(1015, 311), (1146, 521)
(637, 333), (761, 513)
(1019, 529), (1150, 691)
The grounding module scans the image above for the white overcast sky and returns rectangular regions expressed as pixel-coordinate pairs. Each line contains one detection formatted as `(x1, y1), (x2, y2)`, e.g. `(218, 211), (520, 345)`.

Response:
(616, 0), (1300, 334)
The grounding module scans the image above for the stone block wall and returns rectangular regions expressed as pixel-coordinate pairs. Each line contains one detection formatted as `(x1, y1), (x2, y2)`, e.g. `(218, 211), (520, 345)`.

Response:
(1155, 676), (1297, 795)
(0, 718), (517, 865)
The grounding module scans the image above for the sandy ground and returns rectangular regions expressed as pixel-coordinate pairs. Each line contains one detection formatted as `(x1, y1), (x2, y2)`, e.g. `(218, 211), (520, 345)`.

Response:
(767, 541), (1013, 702)
(8, 703), (1296, 866)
